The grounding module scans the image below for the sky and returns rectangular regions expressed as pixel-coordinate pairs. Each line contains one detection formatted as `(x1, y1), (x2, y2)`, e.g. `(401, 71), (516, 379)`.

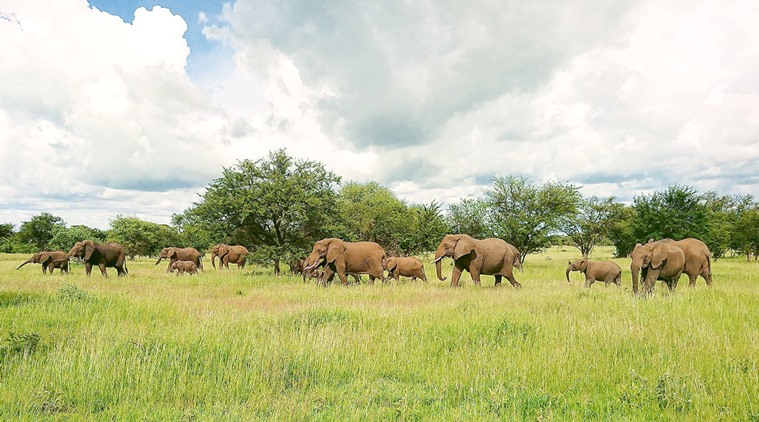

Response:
(1, 0), (758, 230)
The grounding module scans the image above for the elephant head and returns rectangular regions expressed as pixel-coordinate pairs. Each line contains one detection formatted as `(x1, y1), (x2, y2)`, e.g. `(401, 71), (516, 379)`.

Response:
(16, 253), (42, 270)
(155, 247), (178, 265)
(305, 238), (345, 271)
(169, 260), (179, 272)
(432, 234), (476, 281)
(630, 241), (656, 293)
(210, 244), (229, 268)
(565, 258), (588, 282)
(65, 240), (97, 261)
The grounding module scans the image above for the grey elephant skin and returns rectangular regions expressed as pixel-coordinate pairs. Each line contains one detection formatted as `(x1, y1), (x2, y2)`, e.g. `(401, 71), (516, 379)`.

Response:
(385, 256), (427, 282)
(17, 251), (69, 274)
(170, 260), (199, 275)
(210, 244), (249, 269)
(565, 258), (621, 288)
(156, 247), (203, 272)
(60, 240), (128, 277)
(433, 234), (521, 288)
(305, 238), (386, 285)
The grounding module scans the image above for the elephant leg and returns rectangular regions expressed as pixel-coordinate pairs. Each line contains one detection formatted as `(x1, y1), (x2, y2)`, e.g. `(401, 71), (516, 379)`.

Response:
(469, 268), (482, 286)
(98, 263), (107, 276)
(166, 260), (173, 273)
(504, 273), (522, 289)
(702, 268), (712, 286)
(85, 262), (93, 276)
(337, 270), (349, 286)
(322, 267), (334, 287)
(687, 273), (697, 287)
(450, 266), (463, 287)
(494, 274), (502, 286)
(585, 278), (592, 288)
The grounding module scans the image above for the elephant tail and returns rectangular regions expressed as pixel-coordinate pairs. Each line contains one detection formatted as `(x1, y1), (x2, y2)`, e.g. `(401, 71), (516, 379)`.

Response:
(706, 253), (712, 279)
(199, 256), (204, 271)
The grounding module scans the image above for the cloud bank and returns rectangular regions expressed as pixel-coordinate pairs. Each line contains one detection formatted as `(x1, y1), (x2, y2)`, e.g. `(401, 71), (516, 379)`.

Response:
(1, 0), (757, 228)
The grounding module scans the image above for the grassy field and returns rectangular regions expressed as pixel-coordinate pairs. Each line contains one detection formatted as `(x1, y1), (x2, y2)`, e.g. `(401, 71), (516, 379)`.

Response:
(1, 246), (757, 420)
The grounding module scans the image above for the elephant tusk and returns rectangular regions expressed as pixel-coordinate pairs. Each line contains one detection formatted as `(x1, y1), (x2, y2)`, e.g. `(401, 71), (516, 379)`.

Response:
(431, 256), (444, 264)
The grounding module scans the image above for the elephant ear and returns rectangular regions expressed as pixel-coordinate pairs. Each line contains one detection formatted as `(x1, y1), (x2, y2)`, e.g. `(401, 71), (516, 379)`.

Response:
(84, 241), (96, 261)
(651, 245), (669, 269)
(40, 253), (51, 266)
(167, 248), (177, 259)
(219, 245), (229, 257)
(453, 237), (476, 260)
(580, 259), (588, 271)
(386, 258), (397, 272)
(326, 240), (346, 264)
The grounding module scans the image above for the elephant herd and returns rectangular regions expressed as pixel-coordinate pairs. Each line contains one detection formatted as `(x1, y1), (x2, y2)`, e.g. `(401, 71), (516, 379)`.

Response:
(15, 235), (713, 294)
(565, 237), (713, 293)
(16, 241), (250, 277)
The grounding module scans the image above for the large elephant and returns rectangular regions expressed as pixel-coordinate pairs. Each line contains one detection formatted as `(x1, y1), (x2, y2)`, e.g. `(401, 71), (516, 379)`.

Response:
(59, 240), (128, 277)
(432, 234), (521, 288)
(385, 256), (427, 282)
(210, 244), (249, 269)
(640, 241), (685, 294)
(661, 238), (712, 287)
(631, 238), (712, 293)
(304, 238), (386, 286)
(17, 251), (69, 274)
(566, 258), (621, 288)
(156, 247), (203, 272)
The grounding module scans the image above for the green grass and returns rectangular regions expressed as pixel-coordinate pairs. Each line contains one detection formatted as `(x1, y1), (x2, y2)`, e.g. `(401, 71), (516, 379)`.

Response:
(1, 247), (757, 420)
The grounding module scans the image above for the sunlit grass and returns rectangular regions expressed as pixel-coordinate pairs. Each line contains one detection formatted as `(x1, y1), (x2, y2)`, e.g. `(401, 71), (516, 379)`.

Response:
(1, 247), (757, 419)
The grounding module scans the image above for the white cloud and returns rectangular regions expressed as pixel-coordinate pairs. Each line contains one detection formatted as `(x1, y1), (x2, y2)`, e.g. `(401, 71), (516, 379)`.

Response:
(1, 0), (758, 230)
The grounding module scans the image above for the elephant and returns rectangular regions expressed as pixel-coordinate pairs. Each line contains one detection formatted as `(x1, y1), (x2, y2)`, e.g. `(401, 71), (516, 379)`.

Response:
(210, 244), (250, 269)
(58, 240), (128, 277)
(170, 260), (199, 275)
(432, 234), (521, 288)
(304, 238), (386, 286)
(385, 256), (427, 282)
(566, 258), (621, 288)
(660, 238), (712, 287)
(639, 241), (686, 294)
(156, 247), (203, 273)
(17, 251), (69, 274)
(630, 238), (712, 293)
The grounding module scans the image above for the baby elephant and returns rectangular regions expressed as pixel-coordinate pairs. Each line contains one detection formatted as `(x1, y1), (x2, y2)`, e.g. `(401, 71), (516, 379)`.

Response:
(385, 256), (427, 282)
(566, 258), (622, 288)
(171, 260), (199, 275)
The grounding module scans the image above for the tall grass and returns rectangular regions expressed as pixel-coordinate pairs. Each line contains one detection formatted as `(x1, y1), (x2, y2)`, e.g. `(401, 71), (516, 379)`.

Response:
(1, 247), (757, 420)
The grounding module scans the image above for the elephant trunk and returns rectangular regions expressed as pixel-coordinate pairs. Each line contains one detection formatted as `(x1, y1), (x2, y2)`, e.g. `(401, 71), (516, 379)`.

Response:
(16, 259), (33, 270)
(155, 256), (164, 265)
(631, 266), (640, 293)
(211, 253), (217, 269)
(565, 267), (572, 283)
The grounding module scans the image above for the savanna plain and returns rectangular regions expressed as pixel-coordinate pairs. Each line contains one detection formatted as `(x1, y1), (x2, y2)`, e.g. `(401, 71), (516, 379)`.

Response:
(1, 247), (757, 420)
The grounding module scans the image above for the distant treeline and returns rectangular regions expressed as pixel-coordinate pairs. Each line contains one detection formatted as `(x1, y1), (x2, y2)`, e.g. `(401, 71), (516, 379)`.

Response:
(3, 149), (758, 269)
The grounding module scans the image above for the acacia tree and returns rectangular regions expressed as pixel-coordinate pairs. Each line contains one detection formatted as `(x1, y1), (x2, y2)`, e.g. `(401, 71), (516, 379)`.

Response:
(560, 196), (626, 257)
(446, 197), (492, 239)
(176, 149), (341, 274)
(486, 176), (581, 263)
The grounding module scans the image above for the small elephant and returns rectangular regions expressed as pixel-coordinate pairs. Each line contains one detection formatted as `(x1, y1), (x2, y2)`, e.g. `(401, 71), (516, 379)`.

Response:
(170, 260), (199, 275)
(304, 238), (386, 286)
(565, 258), (621, 288)
(17, 251), (69, 274)
(210, 244), (250, 269)
(433, 234), (521, 288)
(385, 256), (427, 282)
(58, 240), (128, 277)
(156, 247), (203, 273)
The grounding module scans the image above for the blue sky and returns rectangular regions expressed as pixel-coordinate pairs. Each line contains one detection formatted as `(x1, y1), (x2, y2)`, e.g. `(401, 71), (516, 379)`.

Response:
(1, 1), (758, 229)
(88, 0), (228, 78)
